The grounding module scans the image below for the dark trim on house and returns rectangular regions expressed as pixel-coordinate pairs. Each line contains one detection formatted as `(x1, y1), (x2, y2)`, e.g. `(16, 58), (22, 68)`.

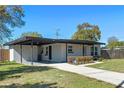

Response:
(4, 36), (105, 46)
(93, 44), (95, 56)
(31, 41), (33, 65)
(49, 46), (52, 60)
(66, 43), (68, 62)
(82, 44), (85, 56)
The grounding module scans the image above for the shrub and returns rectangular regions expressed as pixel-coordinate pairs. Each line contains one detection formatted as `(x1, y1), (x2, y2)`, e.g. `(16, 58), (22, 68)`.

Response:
(98, 57), (104, 61)
(93, 56), (100, 60)
(67, 56), (93, 65)
(83, 56), (93, 64)
(67, 56), (75, 64)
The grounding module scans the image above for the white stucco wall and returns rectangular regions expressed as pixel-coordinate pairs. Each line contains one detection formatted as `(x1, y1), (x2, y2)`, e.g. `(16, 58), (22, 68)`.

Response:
(10, 43), (101, 63)
(60, 44), (101, 62)
(67, 44), (82, 56)
(12, 45), (21, 63)
(41, 43), (64, 62)
(60, 44), (82, 62)
(41, 43), (101, 62)
(10, 49), (14, 61)
(11, 45), (38, 63)
(22, 45), (38, 62)
(97, 45), (101, 56)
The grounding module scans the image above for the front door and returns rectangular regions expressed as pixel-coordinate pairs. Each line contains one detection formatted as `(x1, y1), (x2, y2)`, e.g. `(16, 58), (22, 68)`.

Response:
(49, 46), (52, 60)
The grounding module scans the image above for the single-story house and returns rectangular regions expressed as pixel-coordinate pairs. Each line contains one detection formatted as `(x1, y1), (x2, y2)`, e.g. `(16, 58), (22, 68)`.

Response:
(4, 36), (105, 64)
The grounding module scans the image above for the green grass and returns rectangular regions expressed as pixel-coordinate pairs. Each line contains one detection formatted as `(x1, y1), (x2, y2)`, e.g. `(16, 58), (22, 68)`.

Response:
(88, 59), (124, 73)
(0, 62), (115, 88)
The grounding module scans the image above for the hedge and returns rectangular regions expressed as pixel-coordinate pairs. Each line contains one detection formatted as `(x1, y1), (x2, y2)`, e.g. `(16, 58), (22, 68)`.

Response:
(67, 56), (93, 65)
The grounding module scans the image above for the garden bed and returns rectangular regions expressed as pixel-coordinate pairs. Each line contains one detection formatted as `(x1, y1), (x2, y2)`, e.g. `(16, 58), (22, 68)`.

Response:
(67, 56), (94, 65)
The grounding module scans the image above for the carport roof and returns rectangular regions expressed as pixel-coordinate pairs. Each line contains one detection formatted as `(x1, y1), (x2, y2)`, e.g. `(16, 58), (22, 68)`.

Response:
(4, 36), (105, 45)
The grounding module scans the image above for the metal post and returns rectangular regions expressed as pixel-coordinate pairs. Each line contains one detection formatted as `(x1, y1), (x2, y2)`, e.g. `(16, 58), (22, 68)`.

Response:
(82, 44), (85, 56)
(31, 41), (33, 65)
(66, 43), (68, 62)
(93, 44), (95, 56)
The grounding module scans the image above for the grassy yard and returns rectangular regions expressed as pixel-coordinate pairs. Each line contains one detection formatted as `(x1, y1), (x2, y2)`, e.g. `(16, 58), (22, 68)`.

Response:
(0, 62), (115, 88)
(88, 59), (124, 73)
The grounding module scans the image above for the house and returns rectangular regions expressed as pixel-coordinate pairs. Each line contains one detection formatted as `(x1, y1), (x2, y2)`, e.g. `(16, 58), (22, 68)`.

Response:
(4, 36), (105, 64)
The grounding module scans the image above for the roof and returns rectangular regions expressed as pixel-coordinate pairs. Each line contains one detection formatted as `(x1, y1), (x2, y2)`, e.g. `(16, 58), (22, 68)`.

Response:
(4, 36), (105, 46)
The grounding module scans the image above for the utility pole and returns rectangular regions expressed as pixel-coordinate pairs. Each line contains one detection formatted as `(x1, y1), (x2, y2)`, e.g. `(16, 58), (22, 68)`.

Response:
(55, 28), (60, 39)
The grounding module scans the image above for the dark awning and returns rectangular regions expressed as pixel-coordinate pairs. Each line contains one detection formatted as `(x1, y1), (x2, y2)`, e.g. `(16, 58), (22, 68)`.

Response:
(4, 36), (105, 46)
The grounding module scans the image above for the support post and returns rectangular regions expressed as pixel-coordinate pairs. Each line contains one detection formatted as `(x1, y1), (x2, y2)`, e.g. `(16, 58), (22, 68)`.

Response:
(31, 41), (33, 65)
(93, 44), (95, 56)
(20, 45), (22, 64)
(82, 44), (85, 56)
(66, 43), (68, 62)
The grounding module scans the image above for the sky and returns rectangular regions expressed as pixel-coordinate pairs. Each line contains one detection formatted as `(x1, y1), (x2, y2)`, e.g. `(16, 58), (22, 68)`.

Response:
(13, 5), (124, 43)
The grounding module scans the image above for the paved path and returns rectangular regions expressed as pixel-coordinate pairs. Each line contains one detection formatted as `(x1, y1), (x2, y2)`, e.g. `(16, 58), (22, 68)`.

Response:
(26, 62), (124, 87)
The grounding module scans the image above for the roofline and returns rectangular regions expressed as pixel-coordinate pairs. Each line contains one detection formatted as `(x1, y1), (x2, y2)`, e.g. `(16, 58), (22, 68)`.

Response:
(4, 36), (105, 46)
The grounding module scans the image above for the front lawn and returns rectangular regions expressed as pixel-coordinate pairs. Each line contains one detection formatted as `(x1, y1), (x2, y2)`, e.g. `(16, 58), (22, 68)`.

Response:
(88, 59), (124, 73)
(0, 62), (115, 88)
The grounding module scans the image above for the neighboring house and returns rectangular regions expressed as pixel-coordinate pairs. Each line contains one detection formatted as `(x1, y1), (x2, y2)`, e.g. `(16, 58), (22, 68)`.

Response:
(4, 36), (105, 63)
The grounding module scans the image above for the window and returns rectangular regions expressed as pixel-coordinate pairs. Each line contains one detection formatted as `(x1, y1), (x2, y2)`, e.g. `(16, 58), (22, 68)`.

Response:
(90, 46), (98, 56)
(45, 47), (48, 56)
(91, 46), (94, 56)
(68, 46), (73, 53)
(95, 47), (98, 56)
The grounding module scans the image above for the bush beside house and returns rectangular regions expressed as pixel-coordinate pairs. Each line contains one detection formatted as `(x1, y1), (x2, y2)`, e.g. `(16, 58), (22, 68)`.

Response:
(67, 56), (93, 65)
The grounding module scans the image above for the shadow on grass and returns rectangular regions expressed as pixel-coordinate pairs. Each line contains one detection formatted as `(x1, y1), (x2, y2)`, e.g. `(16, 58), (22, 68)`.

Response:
(0, 62), (18, 66)
(0, 82), (58, 88)
(0, 65), (54, 81)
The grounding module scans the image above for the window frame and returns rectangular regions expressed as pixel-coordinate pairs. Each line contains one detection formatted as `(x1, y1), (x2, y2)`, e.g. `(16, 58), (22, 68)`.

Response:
(68, 45), (73, 53)
(95, 46), (98, 56)
(90, 46), (94, 56)
(45, 47), (48, 56)
(90, 46), (98, 56)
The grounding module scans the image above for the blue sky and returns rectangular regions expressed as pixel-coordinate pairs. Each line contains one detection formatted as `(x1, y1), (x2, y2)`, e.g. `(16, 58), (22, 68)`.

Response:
(13, 5), (124, 43)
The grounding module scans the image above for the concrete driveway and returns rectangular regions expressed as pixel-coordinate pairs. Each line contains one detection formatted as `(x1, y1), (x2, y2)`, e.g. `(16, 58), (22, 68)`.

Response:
(26, 62), (124, 87)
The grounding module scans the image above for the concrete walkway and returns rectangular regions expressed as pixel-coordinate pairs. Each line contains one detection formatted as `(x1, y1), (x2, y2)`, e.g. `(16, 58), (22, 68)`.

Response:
(26, 62), (124, 87)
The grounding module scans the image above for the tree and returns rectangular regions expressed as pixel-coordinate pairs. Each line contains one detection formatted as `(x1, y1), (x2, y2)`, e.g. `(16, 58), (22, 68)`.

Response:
(117, 41), (124, 46)
(21, 32), (42, 38)
(0, 5), (25, 44)
(107, 36), (124, 49)
(107, 41), (118, 49)
(72, 23), (101, 41)
(107, 36), (118, 44)
(107, 36), (118, 49)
